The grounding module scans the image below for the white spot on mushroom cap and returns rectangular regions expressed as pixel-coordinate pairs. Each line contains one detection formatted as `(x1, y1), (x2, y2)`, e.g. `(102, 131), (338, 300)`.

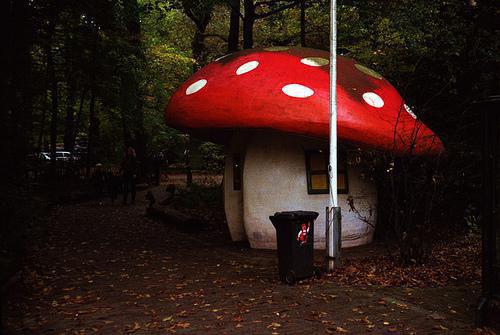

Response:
(185, 79), (207, 95)
(215, 53), (232, 62)
(236, 61), (259, 75)
(264, 46), (289, 51)
(301, 57), (329, 67)
(355, 64), (383, 79)
(362, 92), (384, 108)
(404, 104), (417, 119)
(282, 84), (314, 98)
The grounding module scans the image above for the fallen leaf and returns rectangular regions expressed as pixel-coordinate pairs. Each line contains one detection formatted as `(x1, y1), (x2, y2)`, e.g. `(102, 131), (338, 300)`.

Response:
(433, 324), (449, 330)
(267, 322), (281, 328)
(125, 322), (141, 333)
(177, 310), (188, 317)
(335, 326), (349, 333)
(176, 322), (190, 329)
(429, 312), (445, 320)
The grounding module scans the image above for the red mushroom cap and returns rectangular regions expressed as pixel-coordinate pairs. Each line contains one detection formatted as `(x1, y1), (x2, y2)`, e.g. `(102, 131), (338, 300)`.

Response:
(165, 47), (444, 155)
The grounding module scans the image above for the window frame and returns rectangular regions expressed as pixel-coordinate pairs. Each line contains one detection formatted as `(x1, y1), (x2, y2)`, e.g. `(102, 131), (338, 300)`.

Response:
(305, 149), (348, 195)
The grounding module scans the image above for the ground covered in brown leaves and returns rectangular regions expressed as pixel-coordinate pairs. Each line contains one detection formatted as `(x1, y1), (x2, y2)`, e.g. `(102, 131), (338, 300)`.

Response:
(332, 236), (481, 288)
(2, 188), (497, 334)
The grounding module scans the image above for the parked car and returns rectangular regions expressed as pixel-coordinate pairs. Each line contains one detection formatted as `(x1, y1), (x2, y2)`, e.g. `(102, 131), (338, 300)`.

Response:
(56, 151), (72, 161)
(39, 151), (72, 161)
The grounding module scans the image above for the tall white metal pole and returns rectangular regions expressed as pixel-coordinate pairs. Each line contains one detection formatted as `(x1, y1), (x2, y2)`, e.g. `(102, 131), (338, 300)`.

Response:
(327, 0), (340, 272)
(329, 0), (338, 208)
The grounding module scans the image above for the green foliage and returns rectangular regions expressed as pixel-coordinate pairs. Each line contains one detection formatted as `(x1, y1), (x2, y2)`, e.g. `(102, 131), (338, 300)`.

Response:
(140, 2), (197, 163)
(14, 0), (499, 168)
(6, 0), (499, 270)
(199, 142), (224, 172)
(7, 0), (496, 179)
(176, 183), (223, 208)
(140, 1), (194, 53)
(97, 106), (125, 164)
(144, 44), (193, 106)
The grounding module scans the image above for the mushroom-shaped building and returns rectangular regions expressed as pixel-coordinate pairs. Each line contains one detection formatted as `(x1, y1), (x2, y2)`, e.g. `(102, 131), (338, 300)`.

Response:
(165, 46), (444, 249)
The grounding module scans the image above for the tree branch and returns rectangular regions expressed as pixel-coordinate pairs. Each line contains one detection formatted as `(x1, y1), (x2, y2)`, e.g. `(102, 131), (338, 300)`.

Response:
(183, 7), (197, 23)
(221, 0), (245, 19)
(256, 0), (299, 19)
(255, 0), (290, 7)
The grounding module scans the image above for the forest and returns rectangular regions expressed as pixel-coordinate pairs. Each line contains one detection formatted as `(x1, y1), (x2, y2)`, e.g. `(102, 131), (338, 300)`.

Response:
(2, 0), (500, 333)
(4, 0), (498, 257)
(4, 0), (498, 166)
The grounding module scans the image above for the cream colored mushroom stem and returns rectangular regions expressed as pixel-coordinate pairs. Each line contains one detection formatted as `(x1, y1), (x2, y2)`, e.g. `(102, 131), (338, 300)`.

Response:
(327, 0), (341, 272)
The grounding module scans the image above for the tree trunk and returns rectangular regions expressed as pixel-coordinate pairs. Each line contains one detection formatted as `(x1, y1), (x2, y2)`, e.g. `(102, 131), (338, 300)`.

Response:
(72, 88), (86, 152)
(243, 0), (255, 49)
(2, 0), (33, 307)
(120, 68), (135, 147)
(120, 0), (146, 173)
(300, 0), (306, 47)
(37, 90), (48, 152)
(228, 0), (240, 52)
(192, 28), (206, 69)
(46, 15), (59, 176)
(190, 13), (211, 68)
(3, 0), (33, 179)
(63, 80), (76, 152)
(85, 90), (96, 176)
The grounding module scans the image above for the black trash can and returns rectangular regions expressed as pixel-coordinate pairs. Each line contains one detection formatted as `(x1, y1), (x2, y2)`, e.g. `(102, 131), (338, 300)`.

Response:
(269, 210), (319, 284)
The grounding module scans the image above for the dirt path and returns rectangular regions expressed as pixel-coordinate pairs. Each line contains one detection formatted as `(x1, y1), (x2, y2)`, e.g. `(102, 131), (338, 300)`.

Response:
(2, 192), (487, 334)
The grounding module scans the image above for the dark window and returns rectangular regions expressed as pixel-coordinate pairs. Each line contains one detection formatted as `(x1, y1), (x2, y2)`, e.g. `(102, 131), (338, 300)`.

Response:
(305, 150), (348, 194)
(233, 153), (242, 191)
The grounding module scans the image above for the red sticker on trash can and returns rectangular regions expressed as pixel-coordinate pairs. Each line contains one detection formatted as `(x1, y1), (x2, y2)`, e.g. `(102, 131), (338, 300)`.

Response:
(297, 222), (311, 246)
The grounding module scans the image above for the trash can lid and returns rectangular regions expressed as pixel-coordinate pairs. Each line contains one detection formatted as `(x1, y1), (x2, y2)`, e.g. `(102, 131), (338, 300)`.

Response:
(270, 210), (319, 221)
